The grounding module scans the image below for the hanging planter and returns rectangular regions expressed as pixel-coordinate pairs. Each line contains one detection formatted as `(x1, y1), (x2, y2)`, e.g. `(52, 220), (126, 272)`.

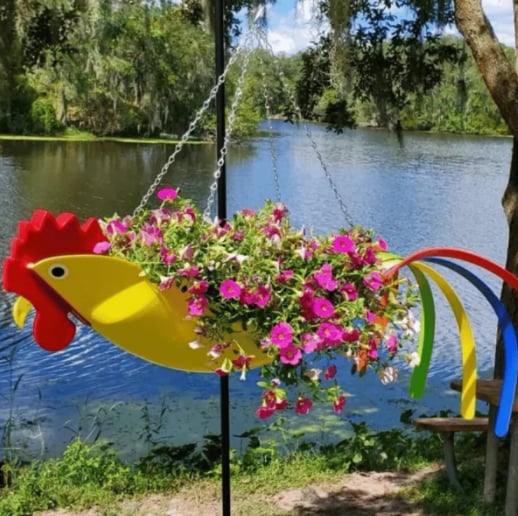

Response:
(2, 187), (418, 417)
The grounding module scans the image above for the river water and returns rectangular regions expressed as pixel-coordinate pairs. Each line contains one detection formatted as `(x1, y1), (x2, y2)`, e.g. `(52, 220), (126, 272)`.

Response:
(0, 122), (513, 459)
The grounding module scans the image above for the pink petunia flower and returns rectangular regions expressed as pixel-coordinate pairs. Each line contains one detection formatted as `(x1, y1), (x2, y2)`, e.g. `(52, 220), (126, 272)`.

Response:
(363, 271), (384, 290)
(219, 279), (242, 299)
(341, 283), (359, 301)
(275, 269), (294, 282)
(312, 297), (335, 319)
(187, 296), (208, 316)
(313, 263), (338, 291)
(157, 187), (178, 201)
(256, 405), (275, 419)
(343, 329), (361, 342)
(160, 247), (176, 265)
(106, 220), (127, 236)
(333, 395), (347, 414)
(188, 279), (209, 295)
(295, 397), (313, 415)
(252, 285), (271, 307)
(324, 364), (337, 380)
(301, 333), (321, 353)
(386, 333), (398, 353)
(93, 241), (111, 254)
(331, 235), (355, 253)
(279, 342), (302, 365)
(270, 322), (294, 347)
(316, 322), (343, 346)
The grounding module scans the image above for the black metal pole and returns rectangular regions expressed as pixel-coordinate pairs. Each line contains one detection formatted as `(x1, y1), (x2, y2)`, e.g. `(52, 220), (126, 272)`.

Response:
(214, 1), (231, 515)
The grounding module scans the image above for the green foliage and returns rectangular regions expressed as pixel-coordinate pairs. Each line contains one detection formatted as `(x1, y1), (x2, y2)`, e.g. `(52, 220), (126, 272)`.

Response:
(0, 440), (138, 515)
(30, 97), (61, 134)
(0, 412), (495, 515)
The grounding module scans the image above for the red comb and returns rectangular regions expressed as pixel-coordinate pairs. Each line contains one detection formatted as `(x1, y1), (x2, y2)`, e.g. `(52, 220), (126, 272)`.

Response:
(2, 210), (107, 351)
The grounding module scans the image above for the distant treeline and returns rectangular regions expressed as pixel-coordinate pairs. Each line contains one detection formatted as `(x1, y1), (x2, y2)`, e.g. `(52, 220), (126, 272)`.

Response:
(0, 0), (509, 138)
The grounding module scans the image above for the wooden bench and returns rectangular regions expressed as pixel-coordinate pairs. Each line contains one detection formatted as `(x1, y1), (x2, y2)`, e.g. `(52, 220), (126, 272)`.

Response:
(413, 417), (489, 489)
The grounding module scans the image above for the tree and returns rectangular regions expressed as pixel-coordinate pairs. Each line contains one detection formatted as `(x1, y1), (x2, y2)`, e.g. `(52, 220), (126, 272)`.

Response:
(297, 0), (459, 129)
(453, 2), (518, 513)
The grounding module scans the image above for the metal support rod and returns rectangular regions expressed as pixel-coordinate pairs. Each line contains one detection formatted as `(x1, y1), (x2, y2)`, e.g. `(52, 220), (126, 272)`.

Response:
(215, 0), (227, 222)
(214, 1), (231, 515)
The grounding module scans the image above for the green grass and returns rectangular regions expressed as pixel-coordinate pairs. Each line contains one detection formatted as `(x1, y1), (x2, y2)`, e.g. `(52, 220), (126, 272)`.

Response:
(0, 421), (507, 515)
(0, 127), (210, 144)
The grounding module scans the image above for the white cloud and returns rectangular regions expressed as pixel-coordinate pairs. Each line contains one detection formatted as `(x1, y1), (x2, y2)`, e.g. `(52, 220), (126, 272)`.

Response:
(263, 0), (515, 54)
(265, 0), (324, 55)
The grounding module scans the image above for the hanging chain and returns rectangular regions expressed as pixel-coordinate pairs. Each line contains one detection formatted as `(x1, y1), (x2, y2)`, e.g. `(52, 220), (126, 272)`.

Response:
(132, 35), (252, 218)
(203, 43), (255, 219)
(257, 53), (282, 203)
(255, 28), (356, 228)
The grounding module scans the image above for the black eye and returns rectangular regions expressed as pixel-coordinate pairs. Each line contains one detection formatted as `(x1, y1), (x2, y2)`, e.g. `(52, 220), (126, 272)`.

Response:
(49, 265), (68, 279)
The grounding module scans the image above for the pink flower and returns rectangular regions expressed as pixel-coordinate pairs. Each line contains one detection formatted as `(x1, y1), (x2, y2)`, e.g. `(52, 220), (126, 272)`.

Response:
(299, 289), (317, 320)
(270, 322), (294, 347)
(331, 235), (355, 253)
(279, 342), (302, 365)
(377, 238), (388, 251)
(252, 285), (271, 307)
(178, 265), (200, 278)
(343, 329), (361, 342)
(157, 187), (178, 201)
(232, 229), (245, 241)
(275, 269), (294, 282)
(363, 246), (378, 265)
(368, 338), (379, 359)
(272, 203), (288, 222)
(301, 333), (320, 353)
(333, 395), (346, 414)
(316, 322), (343, 346)
(386, 333), (398, 353)
(159, 276), (174, 291)
(188, 279), (209, 295)
(160, 247), (176, 265)
(93, 241), (111, 254)
(324, 364), (337, 380)
(219, 279), (242, 299)
(363, 271), (384, 290)
(313, 263), (337, 291)
(188, 296), (208, 316)
(341, 283), (358, 301)
(256, 405), (275, 419)
(240, 289), (257, 305)
(295, 397), (313, 415)
(141, 224), (162, 246)
(312, 298), (335, 318)
(106, 220), (127, 236)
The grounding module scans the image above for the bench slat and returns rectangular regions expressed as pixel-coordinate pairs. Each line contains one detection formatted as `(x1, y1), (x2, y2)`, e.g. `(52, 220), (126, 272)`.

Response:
(414, 417), (489, 433)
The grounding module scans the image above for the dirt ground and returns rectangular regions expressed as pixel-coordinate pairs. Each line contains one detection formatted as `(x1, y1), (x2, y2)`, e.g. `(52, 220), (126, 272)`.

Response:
(35, 465), (439, 515)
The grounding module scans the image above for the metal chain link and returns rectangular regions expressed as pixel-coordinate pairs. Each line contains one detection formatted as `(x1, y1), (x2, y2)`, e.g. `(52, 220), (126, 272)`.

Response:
(132, 33), (253, 218)
(257, 53), (281, 203)
(255, 28), (356, 228)
(203, 43), (255, 219)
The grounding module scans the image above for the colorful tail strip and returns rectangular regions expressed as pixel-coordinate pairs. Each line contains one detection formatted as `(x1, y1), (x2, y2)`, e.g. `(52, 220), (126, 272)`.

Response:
(406, 264), (436, 399)
(386, 247), (518, 437)
(425, 257), (518, 437)
(409, 261), (477, 419)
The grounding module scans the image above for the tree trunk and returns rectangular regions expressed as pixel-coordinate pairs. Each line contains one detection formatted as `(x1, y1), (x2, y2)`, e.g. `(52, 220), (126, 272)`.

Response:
(455, 0), (518, 511)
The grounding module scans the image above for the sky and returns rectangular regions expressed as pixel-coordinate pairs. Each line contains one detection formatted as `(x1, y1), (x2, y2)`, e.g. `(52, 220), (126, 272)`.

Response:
(263, 0), (515, 54)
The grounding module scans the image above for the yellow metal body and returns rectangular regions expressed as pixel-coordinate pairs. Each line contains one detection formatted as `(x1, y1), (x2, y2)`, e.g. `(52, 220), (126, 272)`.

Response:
(26, 255), (271, 372)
